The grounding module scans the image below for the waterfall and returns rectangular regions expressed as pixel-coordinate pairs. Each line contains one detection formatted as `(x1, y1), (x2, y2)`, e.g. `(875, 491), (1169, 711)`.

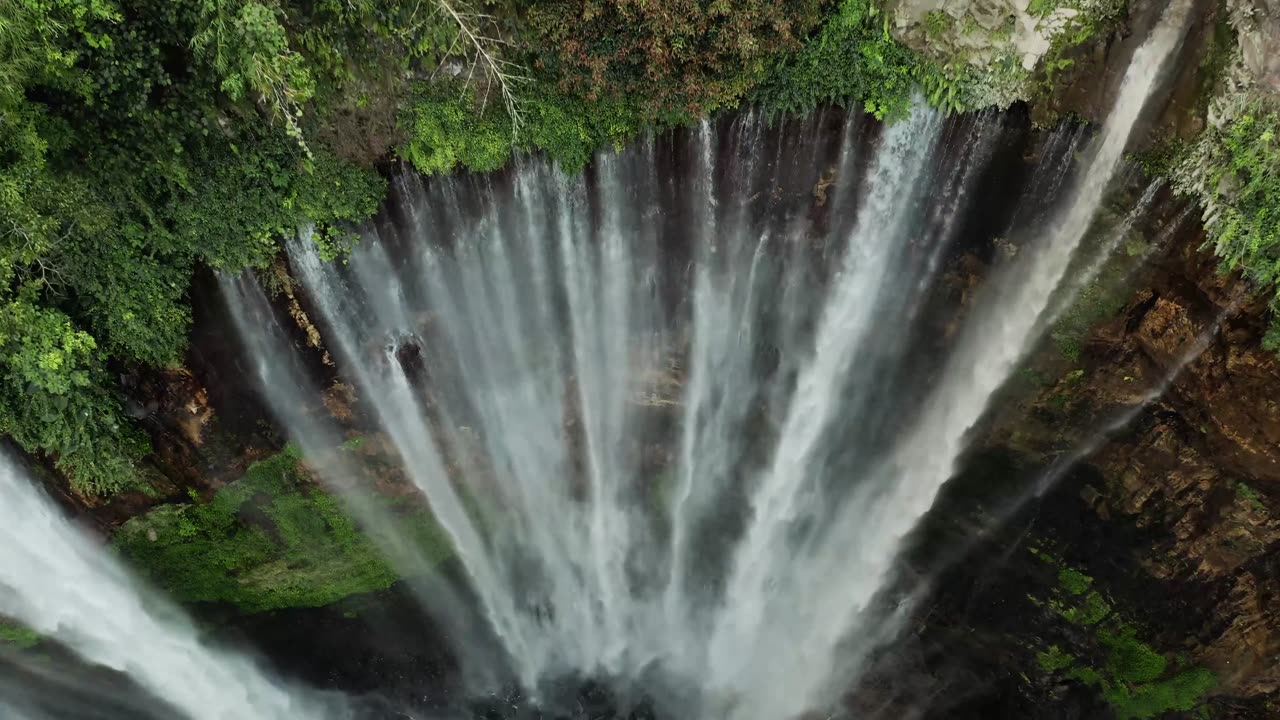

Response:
(214, 3), (1191, 716)
(705, 3), (1194, 714)
(0, 455), (347, 720)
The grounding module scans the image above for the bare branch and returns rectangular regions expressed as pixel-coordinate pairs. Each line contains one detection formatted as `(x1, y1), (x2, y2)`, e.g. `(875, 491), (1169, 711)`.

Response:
(4, 219), (70, 296)
(431, 0), (527, 136)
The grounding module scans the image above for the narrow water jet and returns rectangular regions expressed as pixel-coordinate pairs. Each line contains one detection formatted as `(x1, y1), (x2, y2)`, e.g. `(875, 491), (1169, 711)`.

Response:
(1028, 303), (1236, 500)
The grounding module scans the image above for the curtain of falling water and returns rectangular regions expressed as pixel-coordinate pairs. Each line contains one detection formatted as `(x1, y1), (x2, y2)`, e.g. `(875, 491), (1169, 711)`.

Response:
(0, 454), (348, 720)
(221, 3), (1190, 716)
(703, 3), (1193, 716)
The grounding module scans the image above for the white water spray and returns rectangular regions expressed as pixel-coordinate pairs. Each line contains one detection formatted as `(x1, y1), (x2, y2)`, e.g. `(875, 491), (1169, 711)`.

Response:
(216, 3), (1191, 716)
(0, 455), (345, 720)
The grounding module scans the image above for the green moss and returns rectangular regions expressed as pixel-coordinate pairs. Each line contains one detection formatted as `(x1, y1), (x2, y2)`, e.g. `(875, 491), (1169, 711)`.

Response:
(0, 620), (40, 650)
(1058, 567), (1094, 596)
(1019, 366), (1051, 387)
(1037, 644), (1075, 672)
(1105, 667), (1217, 720)
(115, 447), (452, 613)
(1236, 482), (1267, 512)
(1030, 551), (1216, 718)
(1069, 666), (1103, 686)
(1059, 589), (1112, 626)
(1100, 625), (1167, 683)
(1040, 609), (1217, 719)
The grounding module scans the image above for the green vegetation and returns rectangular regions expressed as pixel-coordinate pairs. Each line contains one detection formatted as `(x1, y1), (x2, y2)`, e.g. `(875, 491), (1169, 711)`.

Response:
(1031, 0), (1129, 90)
(1019, 366), (1051, 388)
(1183, 104), (1280, 349)
(754, 0), (951, 120)
(1204, 106), (1280, 296)
(398, 80), (644, 175)
(401, 0), (1016, 178)
(924, 10), (951, 39)
(0, 0), (405, 494)
(1037, 644), (1076, 672)
(115, 447), (452, 612)
(1235, 481), (1267, 512)
(1058, 566), (1094, 595)
(526, 0), (825, 121)
(0, 619), (40, 649)
(1144, 19), (1280, 354)
(1029, 551), (1217, 719)
(1100, 626), (1217, 720)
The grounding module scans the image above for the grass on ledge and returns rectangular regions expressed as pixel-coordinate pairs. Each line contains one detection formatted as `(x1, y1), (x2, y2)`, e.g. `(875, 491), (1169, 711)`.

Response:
(115, 447), (452, 614)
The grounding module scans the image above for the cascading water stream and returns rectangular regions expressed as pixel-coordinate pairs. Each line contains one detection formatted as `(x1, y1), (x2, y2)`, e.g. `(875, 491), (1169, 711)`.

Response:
(0, 454), (347, 720)
(703, 2), (1192, 715)
(213, 3), (1192, 717)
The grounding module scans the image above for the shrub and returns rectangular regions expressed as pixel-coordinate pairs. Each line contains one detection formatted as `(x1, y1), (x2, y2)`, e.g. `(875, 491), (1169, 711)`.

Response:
(754, 0), (923, 120)
(527, 0), (825, 120)
(399, 80), (645, 175)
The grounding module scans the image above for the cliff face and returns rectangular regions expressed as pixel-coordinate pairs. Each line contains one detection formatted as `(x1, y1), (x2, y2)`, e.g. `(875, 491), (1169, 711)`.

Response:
(1001, 230), (1280, 701)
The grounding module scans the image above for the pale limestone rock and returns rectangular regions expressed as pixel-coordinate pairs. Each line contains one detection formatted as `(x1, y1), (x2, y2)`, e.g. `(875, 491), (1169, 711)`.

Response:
(892, 0), (1080, 70)
(1233, 0), (1280, 93)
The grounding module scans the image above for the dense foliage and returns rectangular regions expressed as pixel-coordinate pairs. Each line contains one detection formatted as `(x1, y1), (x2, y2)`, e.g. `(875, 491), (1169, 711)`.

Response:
(0, 0), (455, 493)
(399, 0), (977, 178)
(526, 0), (825, 120)
(0, 618), (40, 649)
(399, 80), (645, 174)
(1191, 105), (1280, 347)
(753, 0), (922, 119)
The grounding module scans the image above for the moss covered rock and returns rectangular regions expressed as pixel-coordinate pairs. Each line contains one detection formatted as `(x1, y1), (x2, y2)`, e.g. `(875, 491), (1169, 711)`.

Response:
(115, 448), (452, 614)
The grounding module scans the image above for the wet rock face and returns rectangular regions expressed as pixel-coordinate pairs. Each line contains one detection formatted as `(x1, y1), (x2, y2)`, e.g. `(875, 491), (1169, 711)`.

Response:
(972, 210), (1280, 708)
(1043, 0), (1219, 131)
(1234, 0), (1280, 93)
(893, 0), (1080, 70)
(1086, 289), (1280, 699)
